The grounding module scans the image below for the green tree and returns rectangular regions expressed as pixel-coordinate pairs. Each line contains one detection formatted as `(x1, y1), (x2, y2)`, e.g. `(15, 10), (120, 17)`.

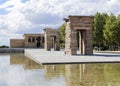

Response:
(59, 23), (65, 48)
(0, 45), (9, 48)
(111, 16), (120, 50)
(93, 12), (108, 50)
(104, 13), (116, 50)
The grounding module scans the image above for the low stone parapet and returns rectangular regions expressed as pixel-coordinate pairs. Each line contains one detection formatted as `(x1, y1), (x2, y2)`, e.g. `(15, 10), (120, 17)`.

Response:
(0, 48), (24, 53)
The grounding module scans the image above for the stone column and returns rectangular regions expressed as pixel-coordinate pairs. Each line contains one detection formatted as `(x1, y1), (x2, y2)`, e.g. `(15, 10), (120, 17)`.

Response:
(24, 35), (29, 48)
(84, 29), (93, 55)
(71, 29), (78, 55)
(55, 35), (60, 51)
(44, 29), (52, 51)
(65, 21), (77, 55)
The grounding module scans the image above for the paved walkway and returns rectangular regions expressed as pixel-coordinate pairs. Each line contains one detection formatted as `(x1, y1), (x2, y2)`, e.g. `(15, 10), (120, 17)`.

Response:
(25, 49), (120, 65)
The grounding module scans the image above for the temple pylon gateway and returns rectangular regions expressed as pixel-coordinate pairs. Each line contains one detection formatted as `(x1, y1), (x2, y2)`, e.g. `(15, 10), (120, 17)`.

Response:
(44, 28), (60, 51)
(64, 16), (94, 55)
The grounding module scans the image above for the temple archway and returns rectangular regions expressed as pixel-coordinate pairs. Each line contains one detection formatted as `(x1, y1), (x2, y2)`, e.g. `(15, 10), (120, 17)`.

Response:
(64, 16), (94, 55)
(44, 28), (60, 51)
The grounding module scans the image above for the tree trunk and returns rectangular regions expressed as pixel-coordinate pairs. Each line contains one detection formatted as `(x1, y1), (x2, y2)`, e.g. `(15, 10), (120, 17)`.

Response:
(99, 42), (101, 51)
(117, 43), (119, 51)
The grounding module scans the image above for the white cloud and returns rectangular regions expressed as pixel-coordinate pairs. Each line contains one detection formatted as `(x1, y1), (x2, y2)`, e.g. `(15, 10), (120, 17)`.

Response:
(0, 0), (120, 46)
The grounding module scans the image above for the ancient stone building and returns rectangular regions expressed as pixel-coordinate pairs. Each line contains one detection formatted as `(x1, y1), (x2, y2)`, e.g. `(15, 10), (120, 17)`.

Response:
(64, 16), (94, 55)
(10, 39), (25, 48)
(10, 28), (60, 49)
(24, 34), (44, 48)
(44, 28), (60, 51)
(10, 33), (44, 48)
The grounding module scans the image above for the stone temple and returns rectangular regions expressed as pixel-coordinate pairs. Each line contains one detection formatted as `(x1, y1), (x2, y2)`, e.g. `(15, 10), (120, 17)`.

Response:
(10, 15), (94, 55)
(10, 34), (44, 48)
(10, 28), (60, 51)
(64, 16), (94, 55)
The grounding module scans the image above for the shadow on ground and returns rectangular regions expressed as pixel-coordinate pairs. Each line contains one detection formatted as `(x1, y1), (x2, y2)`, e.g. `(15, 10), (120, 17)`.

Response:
(73, 53), (120, 57)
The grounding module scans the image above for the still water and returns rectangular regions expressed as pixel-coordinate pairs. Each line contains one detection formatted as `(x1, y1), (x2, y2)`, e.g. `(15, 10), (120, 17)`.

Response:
(0, 53), (120, 86)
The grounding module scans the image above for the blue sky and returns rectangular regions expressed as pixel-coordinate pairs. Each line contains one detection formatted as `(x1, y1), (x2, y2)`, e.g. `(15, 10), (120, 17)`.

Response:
(0, 0), (120, 46)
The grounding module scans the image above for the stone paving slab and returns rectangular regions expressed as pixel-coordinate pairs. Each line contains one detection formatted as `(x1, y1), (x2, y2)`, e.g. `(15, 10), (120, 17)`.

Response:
(25, 49), (120, 65)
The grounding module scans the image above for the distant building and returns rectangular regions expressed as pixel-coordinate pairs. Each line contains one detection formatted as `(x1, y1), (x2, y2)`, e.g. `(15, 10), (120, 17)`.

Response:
(10, 33), (44, 48)
(10, 28), (60, 50)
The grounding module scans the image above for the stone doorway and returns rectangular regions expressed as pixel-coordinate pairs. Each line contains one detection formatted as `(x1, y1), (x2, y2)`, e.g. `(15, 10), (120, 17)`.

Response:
(44, 28), (60, 51)
(36, 37), (41, 48)
(77, 30), (86, 55)
(51, 35), (56, 50)
(64, 16), (94, 55)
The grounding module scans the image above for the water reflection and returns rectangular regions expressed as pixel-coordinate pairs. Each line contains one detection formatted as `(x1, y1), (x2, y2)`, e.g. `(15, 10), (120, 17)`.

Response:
(65, 64), (120, 86)
(44, 65), (65, 80)
(6, 54), (120, 85)
(10, 54), (43, 70)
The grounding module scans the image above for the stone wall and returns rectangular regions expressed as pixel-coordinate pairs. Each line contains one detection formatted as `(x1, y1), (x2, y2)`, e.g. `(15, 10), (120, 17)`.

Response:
(10, 39), (25, 48)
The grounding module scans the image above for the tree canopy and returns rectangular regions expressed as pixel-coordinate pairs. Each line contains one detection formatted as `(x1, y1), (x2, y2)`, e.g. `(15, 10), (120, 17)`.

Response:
(93, 12), (108, 50)
(59, 23), (65, 48)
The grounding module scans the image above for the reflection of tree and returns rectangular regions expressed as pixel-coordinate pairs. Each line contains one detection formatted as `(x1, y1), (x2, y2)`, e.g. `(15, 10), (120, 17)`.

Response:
(93, 63), (120, 85)
(44, 65), (65, 80)
(10, 54), (43, 70)
(104, 63), (120, 85)
(93, 64), (105, 85)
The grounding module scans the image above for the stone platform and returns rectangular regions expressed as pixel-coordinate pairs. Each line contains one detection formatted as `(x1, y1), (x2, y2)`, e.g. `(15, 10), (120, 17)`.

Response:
(25, 49), (120, 65)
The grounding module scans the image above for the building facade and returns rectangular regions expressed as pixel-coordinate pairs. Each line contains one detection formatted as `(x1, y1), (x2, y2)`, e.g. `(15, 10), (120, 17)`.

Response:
(10, 33), (44, 48)
(10, 28), (60, 49)
(24, 34), (44, 48)
(64, 16), (94, 55)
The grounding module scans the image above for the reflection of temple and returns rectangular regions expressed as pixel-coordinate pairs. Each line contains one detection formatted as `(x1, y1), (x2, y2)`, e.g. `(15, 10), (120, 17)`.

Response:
(10, 54), (25, 64)
(44, 64), (120, 86)
(24, 57), (43, 70)
(65, 64), (94, 86)
(65, 64), (120, 86)
(44, 65), (65, 80)
(65, 64), (80, 86)
(10, 54), (43, 70)
(9, 54), (120, 85)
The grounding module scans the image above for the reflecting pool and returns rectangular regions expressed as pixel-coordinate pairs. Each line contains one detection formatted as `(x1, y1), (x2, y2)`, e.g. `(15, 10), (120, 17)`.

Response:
(0, 53), (120, 86)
